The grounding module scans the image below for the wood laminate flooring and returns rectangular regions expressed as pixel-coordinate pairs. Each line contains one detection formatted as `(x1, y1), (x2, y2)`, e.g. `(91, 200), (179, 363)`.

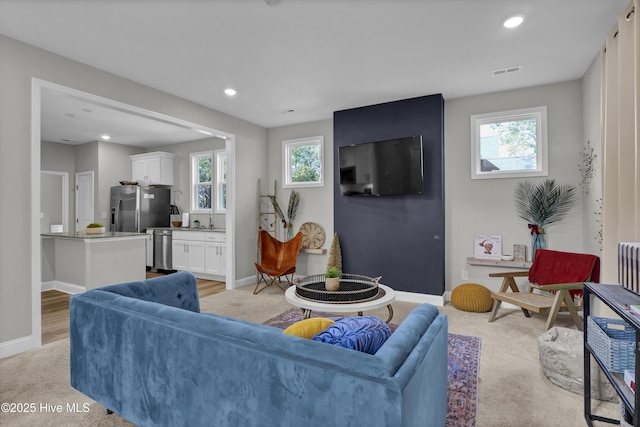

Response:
(41, 272), (226, 345)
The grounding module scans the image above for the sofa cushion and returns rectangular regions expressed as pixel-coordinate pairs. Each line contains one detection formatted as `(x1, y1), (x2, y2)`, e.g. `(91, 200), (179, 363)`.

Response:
(312, 316), (391, 354)
(283, 317), (335, 339)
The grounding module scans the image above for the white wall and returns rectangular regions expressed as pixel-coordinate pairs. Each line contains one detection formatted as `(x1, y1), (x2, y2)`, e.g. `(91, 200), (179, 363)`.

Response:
(267, 119), (334, 276)
(445, 80), (586, 294)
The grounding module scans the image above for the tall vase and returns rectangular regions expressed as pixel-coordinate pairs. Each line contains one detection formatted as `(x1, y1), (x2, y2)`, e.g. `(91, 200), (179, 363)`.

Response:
(284, 223), (293, 241)
(531, 230), (546, 261)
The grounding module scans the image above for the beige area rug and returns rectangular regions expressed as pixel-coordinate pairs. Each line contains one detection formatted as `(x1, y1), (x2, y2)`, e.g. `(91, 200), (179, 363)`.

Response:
(0, 284), (622, 426)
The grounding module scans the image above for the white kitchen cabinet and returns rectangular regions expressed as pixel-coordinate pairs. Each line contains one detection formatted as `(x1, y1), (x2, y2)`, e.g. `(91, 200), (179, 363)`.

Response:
(172, 231), (225, 278)
(172, 231), (205, 273)
(205, 233), (226, 275)
(130, 151), (175, 186)
(171, 240), (187, 270)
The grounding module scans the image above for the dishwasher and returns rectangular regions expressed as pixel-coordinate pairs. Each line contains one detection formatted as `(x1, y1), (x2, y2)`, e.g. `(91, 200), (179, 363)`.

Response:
(153, 229), (173, 271)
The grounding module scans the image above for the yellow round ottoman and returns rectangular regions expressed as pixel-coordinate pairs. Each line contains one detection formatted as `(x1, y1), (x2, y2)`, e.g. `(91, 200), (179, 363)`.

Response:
(451, 283), (493, 312)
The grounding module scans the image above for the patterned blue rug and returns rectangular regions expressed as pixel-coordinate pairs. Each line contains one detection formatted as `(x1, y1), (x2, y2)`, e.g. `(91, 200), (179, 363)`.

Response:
(264, 308), (480, 427)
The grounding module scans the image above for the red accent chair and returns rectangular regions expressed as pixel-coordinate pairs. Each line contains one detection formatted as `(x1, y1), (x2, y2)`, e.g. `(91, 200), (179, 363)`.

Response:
(488, 249), (600, 331)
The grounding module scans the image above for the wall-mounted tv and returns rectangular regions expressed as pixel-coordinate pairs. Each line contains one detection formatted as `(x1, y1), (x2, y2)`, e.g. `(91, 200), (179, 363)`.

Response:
(338, 135), (424, 196)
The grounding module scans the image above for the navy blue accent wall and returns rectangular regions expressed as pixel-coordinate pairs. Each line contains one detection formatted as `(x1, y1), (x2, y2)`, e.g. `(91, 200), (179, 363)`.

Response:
(333, 94), (444, 295)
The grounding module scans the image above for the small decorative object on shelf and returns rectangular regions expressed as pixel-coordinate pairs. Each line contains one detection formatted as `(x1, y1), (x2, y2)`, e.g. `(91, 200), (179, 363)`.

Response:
(324, 266), (341, 291)
(85, 223), (105, 234)
(513, 244), (526, 262)
(474, 234), (502, 259)
(300, 222), (325, 249)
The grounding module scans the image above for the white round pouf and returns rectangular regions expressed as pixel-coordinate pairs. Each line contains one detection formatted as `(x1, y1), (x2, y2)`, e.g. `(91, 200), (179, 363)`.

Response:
(538, 327), (617, 402)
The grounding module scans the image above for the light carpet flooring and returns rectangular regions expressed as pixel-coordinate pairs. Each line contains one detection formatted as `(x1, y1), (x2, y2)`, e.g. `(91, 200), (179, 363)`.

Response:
(0, 284), (620, 427)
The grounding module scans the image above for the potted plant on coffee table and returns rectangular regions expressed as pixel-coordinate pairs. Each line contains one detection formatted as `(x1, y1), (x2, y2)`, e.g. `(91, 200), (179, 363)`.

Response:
(325, 266), (341, 291)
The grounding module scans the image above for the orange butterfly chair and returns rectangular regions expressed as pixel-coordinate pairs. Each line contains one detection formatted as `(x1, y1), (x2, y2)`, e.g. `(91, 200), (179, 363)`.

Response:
(254, 230), (303, 295)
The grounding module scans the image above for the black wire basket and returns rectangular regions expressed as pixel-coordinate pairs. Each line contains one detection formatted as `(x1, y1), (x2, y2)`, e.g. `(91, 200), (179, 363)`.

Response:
(294, 273), (382, 303)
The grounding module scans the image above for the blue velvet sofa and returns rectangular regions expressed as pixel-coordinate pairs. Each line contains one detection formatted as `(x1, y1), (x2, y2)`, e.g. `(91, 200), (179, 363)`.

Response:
(70, 271), (449, 426)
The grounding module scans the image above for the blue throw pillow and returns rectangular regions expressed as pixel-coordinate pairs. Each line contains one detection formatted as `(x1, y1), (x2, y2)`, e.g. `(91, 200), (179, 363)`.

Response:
(311, 316), (391, 354)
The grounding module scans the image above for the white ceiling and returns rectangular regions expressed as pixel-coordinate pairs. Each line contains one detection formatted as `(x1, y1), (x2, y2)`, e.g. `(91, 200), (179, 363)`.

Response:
(40, 89), (216, 147)
(0, 0), (629, 147)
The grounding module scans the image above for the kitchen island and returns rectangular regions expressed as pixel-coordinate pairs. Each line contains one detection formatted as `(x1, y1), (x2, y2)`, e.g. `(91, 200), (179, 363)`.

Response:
(41, 231), (147, 292)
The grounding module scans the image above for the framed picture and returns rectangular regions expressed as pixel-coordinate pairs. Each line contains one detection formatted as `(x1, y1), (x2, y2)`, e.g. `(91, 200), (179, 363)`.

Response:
(513, 244), (527, 262)
(474, 234), (502, 259)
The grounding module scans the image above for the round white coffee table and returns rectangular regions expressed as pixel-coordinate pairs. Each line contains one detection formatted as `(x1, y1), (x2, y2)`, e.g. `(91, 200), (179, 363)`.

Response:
(285, 284), (396, 323)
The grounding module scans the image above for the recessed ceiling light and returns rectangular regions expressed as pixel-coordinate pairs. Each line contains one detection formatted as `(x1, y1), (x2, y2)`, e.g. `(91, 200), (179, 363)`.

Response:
(224, 88), (237, 96)
(100, 134), (111, 141)
(504, 16), (523, 28)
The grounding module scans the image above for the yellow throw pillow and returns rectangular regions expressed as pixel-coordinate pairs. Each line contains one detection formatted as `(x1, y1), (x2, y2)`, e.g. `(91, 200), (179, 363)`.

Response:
(283, 318), (335, 339)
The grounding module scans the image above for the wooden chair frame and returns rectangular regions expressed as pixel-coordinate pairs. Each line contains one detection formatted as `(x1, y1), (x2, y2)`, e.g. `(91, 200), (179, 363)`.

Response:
(488, 271), (584, 332)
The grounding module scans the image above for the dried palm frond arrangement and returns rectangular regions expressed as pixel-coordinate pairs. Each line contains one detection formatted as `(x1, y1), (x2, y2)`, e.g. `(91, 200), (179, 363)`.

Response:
(268, 190), (301, 227)
(514, 179), (576, 232)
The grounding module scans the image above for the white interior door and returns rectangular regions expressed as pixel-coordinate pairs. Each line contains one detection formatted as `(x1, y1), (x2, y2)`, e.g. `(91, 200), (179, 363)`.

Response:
(40, 171), (69, 233)
(75, 171), (94, 231)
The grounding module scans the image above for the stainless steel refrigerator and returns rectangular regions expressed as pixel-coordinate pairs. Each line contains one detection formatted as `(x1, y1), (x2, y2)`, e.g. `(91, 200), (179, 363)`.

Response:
(110, 185), (170, 232)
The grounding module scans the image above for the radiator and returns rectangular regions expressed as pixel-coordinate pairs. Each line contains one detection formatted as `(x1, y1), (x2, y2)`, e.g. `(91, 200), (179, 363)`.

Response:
(619, 242), (640, 295)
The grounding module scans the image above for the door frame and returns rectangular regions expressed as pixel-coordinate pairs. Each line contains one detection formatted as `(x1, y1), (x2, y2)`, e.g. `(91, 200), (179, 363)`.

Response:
(30, 78), (237, 351)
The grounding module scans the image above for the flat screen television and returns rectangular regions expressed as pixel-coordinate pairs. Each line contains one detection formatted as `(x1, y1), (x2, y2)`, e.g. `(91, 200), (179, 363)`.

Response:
(338, 135), (424, 196)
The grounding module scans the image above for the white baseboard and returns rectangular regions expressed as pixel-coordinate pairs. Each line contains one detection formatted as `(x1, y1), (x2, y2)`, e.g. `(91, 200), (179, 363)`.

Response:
(234, 275), (259, 289)
(41, 280), (85, 294)
(396, 290), (445, 306)
(0, 335), (34, 359)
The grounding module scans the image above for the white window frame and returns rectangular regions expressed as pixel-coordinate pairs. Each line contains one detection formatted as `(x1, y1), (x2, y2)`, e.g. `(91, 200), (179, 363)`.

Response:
(282, 135), (324, 188)
(215, 149), (227, 213)
(470, 106), (548, 180)
(190, 150), (213, 213)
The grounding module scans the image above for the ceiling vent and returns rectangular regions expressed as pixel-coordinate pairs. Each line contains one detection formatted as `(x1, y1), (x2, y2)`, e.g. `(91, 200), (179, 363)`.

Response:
(491, 65), (523, 76)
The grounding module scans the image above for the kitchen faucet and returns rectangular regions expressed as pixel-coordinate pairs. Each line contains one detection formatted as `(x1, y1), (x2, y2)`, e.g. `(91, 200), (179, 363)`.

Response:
(208, 210), (213, 229)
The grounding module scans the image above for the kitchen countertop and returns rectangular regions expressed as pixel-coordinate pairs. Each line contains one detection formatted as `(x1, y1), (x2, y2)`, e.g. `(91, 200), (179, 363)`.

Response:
(41, 231), (146, 239)
(148, 227), (226, 233)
